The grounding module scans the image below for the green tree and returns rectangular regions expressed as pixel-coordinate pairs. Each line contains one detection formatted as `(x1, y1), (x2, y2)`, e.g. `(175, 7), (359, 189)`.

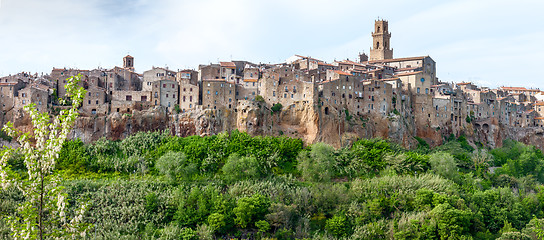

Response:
(430, 152), (459, 181)
(221, 154), (261, 182)
(233, 194), (270, 229)
(0, 74), (90, 239)
(156, 151), (198, 181)
(472, 149), (493, 177)
(297, 142), (335, 182)
(271, 103), (283, 113)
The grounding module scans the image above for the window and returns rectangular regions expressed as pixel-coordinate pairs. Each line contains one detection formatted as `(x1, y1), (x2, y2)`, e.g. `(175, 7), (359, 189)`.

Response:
(183, 96), (186, 102)
(417, 87), (420, 93)
(88, 100), (91, 104)
(126, 95), (132, 101)
(190, 88), (192, 92)
(173, 94), (175, 98)
(163, 84), (166, 88)
(215, 91), (218, 95)
(273, 91), (276, 97)
(95, 100), (98, 104)
(207, 90), (210, 94)
(22, 100), (26, 104)
(166, 94), (169, 98)
(183, 88), (186, 92)
(425, 88), (429, 94)
(189, 96), (192, 102)
(172, 84), (174, 88)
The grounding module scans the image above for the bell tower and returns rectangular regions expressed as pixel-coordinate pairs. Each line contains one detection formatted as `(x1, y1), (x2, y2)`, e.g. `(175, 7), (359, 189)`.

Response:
(369, 20), (393, 61)
(123, 55), (134, 71)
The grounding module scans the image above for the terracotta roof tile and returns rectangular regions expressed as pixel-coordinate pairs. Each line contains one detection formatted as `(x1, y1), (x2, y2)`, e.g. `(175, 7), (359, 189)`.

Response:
(333, 70), (352, 76)
(220, 62), (236, 68)
(395, 71), (423, 77)
(367, 56), (426, 64)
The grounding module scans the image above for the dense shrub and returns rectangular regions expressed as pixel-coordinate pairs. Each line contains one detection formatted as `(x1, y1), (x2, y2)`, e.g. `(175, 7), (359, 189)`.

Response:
(297, 142), (335, 182)
(4, 130), (544, 239)
(156, 151), (197, 181)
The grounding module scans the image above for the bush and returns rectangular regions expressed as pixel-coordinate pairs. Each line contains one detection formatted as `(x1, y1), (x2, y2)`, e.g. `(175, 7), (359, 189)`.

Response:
(174, 104), (181, 113)
(156, 151), (198, 181)
(221, 154), (261, 182)
(271, 103), (283, 113)
(325, 214), (351, 238)
(255, 95), (265, 103)
(297, 142), (335, 182)
(57, 139), (88, 174)
(233, 194), (270, 229)
(429, 152), (459, 182)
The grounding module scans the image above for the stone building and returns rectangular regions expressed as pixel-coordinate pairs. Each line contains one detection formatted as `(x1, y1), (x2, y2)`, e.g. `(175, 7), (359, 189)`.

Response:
(143, 67), (176, 92)
(237, 66), (260, 101)
(202, 79), (236, 110)
(151, 80), (179, 113)
(81, 86), (108, 116)
(499, 87), (541, 96)
(199, 64), (221, 81)
(123, 55), (135, 71)
(176, 70), (199, 86)
(396, 71), (433, 95)
(220, 62), (238, 82)
(361, 79), (393, 115)
(369, 20), (393, 61)
(0, 79), (26, 112)
(319, 71), (364, 115)
(178, 80), (199, 112)
(370, 56), (437, 85)
(49, 68), (89, 98)
(15, 84), (49, 113)
(534, 102), (544, 117)
(259, 66), (315, 109)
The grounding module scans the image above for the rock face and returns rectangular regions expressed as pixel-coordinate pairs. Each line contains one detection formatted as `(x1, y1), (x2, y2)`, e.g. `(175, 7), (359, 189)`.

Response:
(7, 101), (544, 151)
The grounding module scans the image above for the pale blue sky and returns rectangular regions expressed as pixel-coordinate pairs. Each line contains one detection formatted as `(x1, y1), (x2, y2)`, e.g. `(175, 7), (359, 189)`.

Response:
(0, 0), (542, 89)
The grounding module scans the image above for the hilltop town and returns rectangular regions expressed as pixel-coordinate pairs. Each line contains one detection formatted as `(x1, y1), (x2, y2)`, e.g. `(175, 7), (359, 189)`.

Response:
(1, 20), (544, 149)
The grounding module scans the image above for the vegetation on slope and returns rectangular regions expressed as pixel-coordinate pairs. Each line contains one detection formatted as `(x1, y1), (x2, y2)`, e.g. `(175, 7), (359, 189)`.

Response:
(2, 131), (544, 239)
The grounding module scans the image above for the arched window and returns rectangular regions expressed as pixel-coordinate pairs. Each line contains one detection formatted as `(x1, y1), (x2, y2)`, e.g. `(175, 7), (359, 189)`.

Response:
(376, 41), (380, 48)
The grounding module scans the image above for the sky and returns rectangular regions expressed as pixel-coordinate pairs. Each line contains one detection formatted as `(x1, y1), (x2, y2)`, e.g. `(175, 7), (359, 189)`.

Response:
(0, 0), (543, 89)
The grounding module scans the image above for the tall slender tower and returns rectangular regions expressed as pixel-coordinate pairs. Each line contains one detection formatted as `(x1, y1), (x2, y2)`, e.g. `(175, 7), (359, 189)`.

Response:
(369, 20), (393, 61)
(123, 55), (134, 71)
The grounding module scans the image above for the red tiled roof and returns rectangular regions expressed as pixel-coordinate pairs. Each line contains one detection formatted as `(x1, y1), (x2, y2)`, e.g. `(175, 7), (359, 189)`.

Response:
(501, 87), (528, 91)
(318, 63), (334, 66)
(367, 56), (426, 64)
(457, 82), (472, 85)
(333, 70), (351, 76)
(381, 77), (400, 82)
(220, 62), (236, 68)
(395, 71), (423, 77)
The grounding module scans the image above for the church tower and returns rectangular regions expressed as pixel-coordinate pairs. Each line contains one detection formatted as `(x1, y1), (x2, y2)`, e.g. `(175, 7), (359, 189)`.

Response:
(123, 55), (134, 71)
(369, 20), (393, 61)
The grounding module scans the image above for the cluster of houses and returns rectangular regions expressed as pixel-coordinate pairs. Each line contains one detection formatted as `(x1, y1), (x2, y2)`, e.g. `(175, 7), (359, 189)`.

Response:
(1, 20), (543, 131)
